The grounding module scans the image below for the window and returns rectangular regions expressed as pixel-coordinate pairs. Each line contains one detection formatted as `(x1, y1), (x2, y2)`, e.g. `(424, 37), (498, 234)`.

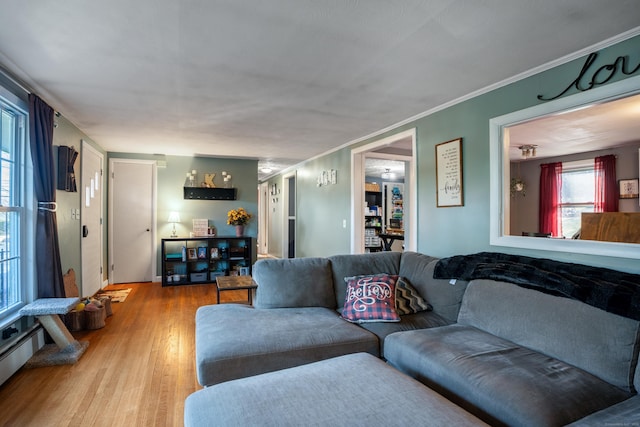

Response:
(0, 96), (27, 319)
(559, 160), (594, 239)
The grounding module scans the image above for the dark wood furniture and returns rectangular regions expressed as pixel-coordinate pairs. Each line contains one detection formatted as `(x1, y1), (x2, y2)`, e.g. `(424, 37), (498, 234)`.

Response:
(161, 236), (254, 286)
(379, 232), (404, 251)
(215, 275), (258, 305)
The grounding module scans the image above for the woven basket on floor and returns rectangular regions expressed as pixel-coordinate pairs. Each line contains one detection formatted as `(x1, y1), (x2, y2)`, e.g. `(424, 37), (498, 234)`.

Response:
(63, 310), (85, 332)
(85, 306), (106, 329)
(97, 296), (113, 317)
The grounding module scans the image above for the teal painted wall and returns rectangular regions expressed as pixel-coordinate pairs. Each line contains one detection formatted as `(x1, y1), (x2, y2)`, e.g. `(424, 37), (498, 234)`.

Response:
(296, 150), (353, 257)
(108, 153), (258, 276)
(272, 34), (640, 273)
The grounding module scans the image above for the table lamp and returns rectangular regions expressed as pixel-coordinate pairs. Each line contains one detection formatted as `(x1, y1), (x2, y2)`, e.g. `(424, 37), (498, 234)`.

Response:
(168, 211), (181, 237)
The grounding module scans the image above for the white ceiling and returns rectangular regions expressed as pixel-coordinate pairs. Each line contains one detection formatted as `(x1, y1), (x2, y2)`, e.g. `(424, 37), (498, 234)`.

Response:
(0, 2), (639, 180)
(509, 92), (640, 161)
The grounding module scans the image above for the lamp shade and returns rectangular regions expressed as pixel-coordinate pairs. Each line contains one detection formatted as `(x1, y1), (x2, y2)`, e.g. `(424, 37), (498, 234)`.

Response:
(167, 212), (181, 223)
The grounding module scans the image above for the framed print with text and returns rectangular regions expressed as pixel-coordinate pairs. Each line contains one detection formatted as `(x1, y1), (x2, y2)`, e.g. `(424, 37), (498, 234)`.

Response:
(435, 138), (463, 207)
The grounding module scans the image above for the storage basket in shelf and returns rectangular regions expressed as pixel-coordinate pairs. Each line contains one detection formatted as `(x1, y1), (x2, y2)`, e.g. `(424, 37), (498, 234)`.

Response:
(365, 183), (380, 192)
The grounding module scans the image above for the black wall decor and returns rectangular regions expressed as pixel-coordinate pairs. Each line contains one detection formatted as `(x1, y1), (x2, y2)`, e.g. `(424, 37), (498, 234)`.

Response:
(57, 145), (78, 192)
(538, 51), (640, 101)
(184, 187), (237, 200)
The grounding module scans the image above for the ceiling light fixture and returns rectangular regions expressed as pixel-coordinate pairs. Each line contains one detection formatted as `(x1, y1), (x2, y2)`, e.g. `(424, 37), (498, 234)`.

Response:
(381, 168), (394, 180)
(260, 167), (273, 174)
(519, 145), (537, 158)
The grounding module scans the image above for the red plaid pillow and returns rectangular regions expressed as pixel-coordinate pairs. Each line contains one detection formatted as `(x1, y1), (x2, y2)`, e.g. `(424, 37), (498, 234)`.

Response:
(341, 274), (400, 323)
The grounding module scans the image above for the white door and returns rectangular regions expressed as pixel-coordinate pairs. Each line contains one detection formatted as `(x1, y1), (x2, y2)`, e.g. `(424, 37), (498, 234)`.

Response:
(81, 141), (104, 297)
(109, 159), (156, 283)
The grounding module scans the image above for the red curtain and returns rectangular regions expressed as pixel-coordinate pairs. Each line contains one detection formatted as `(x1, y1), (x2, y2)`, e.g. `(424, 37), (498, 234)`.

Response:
(539, 162), (562, 237)
(594, 154), (618, 212)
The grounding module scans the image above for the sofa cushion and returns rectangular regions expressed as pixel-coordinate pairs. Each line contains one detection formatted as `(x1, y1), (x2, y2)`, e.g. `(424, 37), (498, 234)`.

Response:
(384, 324), (632, 427)
(341, 274), (400, 323)
(458, 279), (640, 393)
(359, 310), (449, 353)
(195, 304), (378, 386)
(253, 257), (335, 308)
(398, 252), (468, 323)
(395, 276), (431, 315)
(565, 395), (640, 426)
(185, 353), (488, 427)
(328, 252), (401, 308)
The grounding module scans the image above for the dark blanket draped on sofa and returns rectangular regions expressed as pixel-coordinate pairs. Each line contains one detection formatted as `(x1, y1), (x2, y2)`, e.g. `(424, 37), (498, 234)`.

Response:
(434, 252), (640, 321)
(29, 94), (65, 298)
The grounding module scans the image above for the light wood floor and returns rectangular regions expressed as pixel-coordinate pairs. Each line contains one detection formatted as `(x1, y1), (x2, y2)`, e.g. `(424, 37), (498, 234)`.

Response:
(0, 282), (250, 427)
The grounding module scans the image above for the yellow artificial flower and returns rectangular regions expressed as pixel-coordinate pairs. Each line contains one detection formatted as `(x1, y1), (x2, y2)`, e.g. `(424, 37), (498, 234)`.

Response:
(227, 207), (252, 225)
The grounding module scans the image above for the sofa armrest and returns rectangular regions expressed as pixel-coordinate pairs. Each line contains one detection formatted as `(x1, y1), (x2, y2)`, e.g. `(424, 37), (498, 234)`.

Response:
(253, 257), (336, 308)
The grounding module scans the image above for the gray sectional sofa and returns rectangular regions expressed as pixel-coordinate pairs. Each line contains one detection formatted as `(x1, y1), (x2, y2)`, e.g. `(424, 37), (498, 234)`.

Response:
(189, 251), (640, 426)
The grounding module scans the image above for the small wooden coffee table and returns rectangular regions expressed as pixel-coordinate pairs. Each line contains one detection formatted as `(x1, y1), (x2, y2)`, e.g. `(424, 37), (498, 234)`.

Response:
(215, 275), (258, 305)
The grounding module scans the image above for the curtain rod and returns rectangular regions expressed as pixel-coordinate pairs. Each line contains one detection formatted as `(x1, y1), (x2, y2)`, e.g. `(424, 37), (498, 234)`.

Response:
(0, 65), (32, 95)
(0, 66), (63, 117)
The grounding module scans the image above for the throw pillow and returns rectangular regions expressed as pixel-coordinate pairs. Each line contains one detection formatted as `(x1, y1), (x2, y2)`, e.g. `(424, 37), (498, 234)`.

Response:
(341, 274), (400, 323)
(395, 276), (432, 315)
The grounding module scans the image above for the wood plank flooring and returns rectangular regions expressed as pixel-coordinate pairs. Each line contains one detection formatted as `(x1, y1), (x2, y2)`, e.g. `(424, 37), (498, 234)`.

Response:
(0, 282), (250, 427)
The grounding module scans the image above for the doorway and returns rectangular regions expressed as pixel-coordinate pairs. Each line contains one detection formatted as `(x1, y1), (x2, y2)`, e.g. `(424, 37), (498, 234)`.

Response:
(108, 159), (156, 283)
(351, 129), (417, 253)
(258, 181), (269, 255)
(81, 141), (104, 297)
(283, 172), (296, 258)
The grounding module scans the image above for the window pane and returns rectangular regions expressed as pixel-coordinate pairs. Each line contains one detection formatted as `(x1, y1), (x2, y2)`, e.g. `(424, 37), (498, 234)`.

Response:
(0, 211), (20, 312)
(560, 205), (593, 239)
(560, 167), (595, 239)
(1, 110), (16, 208)
(0, 102), (24, 319)
(561, 169), (594, 203)
(1, 110), (14, 156)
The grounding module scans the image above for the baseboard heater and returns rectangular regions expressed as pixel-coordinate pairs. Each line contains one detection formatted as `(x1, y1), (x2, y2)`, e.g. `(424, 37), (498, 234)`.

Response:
(0, 324), (44, 386)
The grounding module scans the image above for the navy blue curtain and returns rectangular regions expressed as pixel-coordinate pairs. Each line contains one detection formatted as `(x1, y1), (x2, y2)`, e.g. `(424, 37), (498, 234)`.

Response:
(28, 94), (65, 298)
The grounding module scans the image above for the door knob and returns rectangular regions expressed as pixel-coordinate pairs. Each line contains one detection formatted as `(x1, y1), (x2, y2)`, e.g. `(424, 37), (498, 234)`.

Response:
(82, 225), (89, 237)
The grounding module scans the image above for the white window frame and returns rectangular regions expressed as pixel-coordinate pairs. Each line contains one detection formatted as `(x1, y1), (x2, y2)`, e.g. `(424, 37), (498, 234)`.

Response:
(559, 159), (595, 239)
(0, 83), (35, 326)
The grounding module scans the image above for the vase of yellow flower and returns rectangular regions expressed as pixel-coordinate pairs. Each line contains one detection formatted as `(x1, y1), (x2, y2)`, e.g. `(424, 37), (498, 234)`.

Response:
(227, 207), (252, 236)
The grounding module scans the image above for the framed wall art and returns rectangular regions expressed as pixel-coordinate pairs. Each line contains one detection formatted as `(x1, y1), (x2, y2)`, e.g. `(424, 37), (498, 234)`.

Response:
(435, 138), (463, 207)
(619, 178), (639, 199)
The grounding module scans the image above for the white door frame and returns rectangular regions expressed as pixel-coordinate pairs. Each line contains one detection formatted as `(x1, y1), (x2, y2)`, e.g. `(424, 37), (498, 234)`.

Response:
(81, 140), (105, 293)
(282, 171), (296, 258)
(258, 182), (269, 255)
(108, 158), (157, 284)
(351, 128), (417, 253)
